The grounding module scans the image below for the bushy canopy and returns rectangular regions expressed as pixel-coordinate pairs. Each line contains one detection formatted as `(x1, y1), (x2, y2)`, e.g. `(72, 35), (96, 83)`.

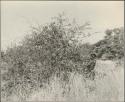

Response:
(93, 27), (124, 60)
(1, 14), (92, 97)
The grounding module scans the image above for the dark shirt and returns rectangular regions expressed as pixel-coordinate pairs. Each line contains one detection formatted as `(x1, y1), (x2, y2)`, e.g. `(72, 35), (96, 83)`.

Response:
(83, 58), (96, 74)
(87, 59), (96, 71)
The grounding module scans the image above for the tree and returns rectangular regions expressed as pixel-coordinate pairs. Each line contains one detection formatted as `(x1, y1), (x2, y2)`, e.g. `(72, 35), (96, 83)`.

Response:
(93, 27), (124, 60)
(2, 13), (93, 97)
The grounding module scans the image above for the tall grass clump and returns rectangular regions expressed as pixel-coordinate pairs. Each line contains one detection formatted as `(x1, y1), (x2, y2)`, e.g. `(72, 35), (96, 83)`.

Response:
(27, 60), (124, 102)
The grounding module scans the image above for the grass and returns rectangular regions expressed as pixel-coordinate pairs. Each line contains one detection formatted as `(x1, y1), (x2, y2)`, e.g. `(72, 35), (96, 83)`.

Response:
(2, 60), (124, 102)
(27, 60), (124, 102)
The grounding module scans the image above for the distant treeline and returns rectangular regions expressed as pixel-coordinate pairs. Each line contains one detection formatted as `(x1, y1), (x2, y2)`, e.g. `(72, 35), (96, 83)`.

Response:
(92, 27), (124, 60)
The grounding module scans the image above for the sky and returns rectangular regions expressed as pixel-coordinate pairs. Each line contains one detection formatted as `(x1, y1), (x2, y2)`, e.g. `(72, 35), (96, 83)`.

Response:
(1, 1), (124, 51)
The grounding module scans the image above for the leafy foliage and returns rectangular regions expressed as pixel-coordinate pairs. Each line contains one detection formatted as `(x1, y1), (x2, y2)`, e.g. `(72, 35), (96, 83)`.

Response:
(1, 13), (123, 100)
(93, 27), (124, 60)
(1, 14), (94, 98)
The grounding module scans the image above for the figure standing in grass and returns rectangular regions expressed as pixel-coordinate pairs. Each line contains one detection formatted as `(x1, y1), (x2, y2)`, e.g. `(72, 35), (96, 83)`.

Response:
(83, 53), (97, 80)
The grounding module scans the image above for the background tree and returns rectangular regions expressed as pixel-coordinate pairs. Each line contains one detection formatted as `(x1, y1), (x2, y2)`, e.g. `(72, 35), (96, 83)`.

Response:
(93, 27), (124, 60)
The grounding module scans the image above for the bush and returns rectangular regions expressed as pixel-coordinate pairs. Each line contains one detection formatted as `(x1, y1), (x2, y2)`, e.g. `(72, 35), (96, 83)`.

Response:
(1, 14), (94, 98)
(93, 27), (124, 60)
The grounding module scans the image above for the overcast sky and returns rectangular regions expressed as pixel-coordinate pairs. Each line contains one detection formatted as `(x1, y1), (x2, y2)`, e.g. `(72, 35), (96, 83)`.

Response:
(1, 1), (124, 51)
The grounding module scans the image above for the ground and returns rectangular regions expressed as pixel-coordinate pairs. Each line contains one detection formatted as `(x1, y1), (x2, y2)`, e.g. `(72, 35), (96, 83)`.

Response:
(2, 60), (124, 102)
(27, 60), (124, 102)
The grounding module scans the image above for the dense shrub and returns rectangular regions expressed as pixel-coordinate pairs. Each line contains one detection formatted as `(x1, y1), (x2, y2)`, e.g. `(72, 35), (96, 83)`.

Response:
(1, 14), (94, 98)
(93, 27), (124, 60)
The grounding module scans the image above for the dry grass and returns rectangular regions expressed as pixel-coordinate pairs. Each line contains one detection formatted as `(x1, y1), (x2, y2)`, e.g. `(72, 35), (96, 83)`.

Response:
(2, 60), (124, 102)
(27, 60), (124, 102)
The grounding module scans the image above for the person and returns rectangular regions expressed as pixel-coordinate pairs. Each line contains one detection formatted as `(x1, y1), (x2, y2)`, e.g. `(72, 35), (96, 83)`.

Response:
(87, 53), (96, 71)
(83, 53), (97, 80)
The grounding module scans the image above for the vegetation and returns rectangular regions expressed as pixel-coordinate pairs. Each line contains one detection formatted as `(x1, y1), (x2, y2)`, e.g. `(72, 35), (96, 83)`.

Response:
(93, 27), (124, 60)
(1, 14), (94, 99)
(1, 13), (124, 101)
